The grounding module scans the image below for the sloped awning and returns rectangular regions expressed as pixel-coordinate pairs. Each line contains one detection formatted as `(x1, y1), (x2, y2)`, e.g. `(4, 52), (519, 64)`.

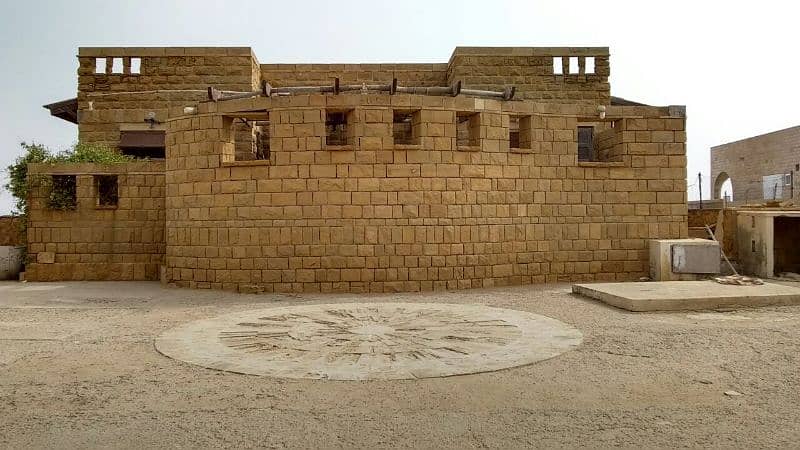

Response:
(119, 130), (165, 148)
(610, 96), (650, 106)
(43, 98), (78, 124)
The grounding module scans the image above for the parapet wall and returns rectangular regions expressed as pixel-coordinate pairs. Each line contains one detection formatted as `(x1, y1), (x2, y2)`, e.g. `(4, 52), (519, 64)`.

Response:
(446, 47), (610, 104)
(26, 161), (165, 281)
(163, 93), (686, 293)
(77, 47), (259, 147)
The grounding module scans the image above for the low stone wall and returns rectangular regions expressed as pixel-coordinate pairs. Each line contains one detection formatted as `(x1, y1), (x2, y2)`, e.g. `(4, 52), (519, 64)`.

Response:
(0, 216), (24, 246)
(25, 161), (165, 281)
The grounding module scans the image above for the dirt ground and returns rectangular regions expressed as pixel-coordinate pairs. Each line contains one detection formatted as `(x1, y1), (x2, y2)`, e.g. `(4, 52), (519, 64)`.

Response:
(1, 281), (799, 449)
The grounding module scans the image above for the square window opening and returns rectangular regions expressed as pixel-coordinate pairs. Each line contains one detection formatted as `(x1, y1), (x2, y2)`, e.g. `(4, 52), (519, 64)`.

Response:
(130, 57), (141, 74)
(326, 111), (351, 146)
(585, 56), (595, 74)
(95, 58), (107, 74)
(231, 115), (270, 162)
(508, 115), (532, 150)
(578, 121), (623, 162)
(95, 175), (118, 207)
(48, 175), (77, 210)
(393, 110), (419, 145)
(111, 57), (123, 74)
(553, 57), (563, 75)
(457, 112), (481, 147)
(569, 56), (580, 74)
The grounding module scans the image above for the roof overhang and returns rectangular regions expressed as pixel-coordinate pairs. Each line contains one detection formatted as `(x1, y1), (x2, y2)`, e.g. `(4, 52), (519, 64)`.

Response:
(43, 98), (78, 124)
(610, 96), (650, 106)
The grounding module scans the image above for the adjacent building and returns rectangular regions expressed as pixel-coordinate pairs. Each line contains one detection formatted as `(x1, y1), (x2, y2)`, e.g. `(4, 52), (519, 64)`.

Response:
(32, 46), (688, 293)
(710, 126), (800, 203)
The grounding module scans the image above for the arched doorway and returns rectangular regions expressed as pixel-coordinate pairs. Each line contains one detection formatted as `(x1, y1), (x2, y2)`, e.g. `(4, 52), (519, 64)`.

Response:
(714, 172), (733, 201)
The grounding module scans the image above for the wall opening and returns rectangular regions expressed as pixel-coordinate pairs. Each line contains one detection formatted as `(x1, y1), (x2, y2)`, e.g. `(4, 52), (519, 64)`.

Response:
(457, 112), (481, 147)
(326, 110), (352, 146)
(48, 175), (77, 210)
(509, 115), (533, 150)
(111, 57), (124, 74)
(585, 57), (595, 74)
(553, 57), (563, 75)
(774, 217), (800, 275)
(130, 57), (142, 74)
(392, 110), (419, 145)
(95, 175), (119, 207)
(95, 58), (107, 74)
(713, 172), (732, 200)
(569, 56), (580, 74)
(230, 115), (270, 161)
(577, 126), (594, 161)
(577, 121), (622, 162)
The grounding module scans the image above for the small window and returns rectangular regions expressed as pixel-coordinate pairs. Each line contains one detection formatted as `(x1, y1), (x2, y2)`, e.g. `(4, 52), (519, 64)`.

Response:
(577, 126), (594, 162)
(585, 57), (595, 74)
(393, 110), (418, 145)
(130, 57), (141, 74)
(95, 58), (107, 74)
(553, 57), (563, 75)
(95, 175), (118, 207)
(508, 115), (532, 150)
(569, 57), (580, 74)
(48, 175), (77, 210)
(457, 112), (481, 148)
(111, 57), (123, 74)
(326, 111), (350, 146)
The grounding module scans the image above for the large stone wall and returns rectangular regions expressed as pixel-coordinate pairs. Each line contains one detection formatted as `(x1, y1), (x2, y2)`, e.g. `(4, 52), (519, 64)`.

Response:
(25, 161), (165, 281)
(163, 93), (686, 293)
(710, 125), (800, 202)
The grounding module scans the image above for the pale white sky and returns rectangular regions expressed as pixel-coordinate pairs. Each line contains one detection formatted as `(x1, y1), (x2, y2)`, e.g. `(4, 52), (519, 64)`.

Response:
(1, 0), (798, 213)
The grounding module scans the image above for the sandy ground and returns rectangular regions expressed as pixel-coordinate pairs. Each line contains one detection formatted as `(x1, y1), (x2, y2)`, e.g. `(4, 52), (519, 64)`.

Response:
(1, 281), (799, 449)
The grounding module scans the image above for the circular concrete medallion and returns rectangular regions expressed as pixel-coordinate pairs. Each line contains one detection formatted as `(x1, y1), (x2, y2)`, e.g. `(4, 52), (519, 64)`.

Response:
(155, 303), (582, 380)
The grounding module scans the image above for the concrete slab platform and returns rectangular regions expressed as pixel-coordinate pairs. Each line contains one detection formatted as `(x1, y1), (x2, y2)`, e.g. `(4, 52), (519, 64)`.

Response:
(572, 281), (800, 312)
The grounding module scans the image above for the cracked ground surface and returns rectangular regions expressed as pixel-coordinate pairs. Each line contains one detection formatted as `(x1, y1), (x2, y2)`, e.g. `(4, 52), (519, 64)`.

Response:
(1, 281), (799, 449)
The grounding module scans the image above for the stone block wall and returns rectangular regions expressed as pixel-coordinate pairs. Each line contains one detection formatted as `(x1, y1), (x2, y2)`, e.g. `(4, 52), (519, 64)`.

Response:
(163, 93), (686, 293)
(25, 161), (165, 281)
(0, 216), (24, 246)
(260, 63), (448, 87)
(446, 47), (610, 105)
(710, 125), (800, 202)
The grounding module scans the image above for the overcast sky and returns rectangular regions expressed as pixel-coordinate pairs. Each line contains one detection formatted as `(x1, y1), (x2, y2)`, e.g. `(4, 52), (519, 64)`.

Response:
(1, 0), (798, 214)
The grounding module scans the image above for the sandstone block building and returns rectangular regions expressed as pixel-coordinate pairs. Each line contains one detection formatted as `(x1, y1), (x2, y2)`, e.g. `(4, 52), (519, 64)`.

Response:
(711, 126), (800, 203)
(33, 46), (688, 293)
